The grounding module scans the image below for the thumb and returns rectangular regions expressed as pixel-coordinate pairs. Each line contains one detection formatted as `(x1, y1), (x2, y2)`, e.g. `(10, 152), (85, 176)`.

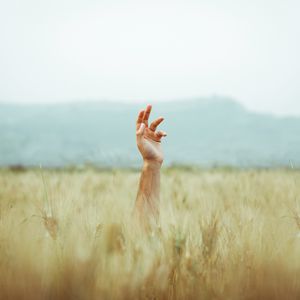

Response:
(136, 123), (145, 136)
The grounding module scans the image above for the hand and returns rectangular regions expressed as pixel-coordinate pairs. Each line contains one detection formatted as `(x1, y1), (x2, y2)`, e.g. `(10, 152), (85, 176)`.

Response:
(136, 105), (167, 165)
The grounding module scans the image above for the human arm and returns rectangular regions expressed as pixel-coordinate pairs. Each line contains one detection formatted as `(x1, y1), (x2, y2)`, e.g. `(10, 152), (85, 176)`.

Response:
(134, 105), (167, 224)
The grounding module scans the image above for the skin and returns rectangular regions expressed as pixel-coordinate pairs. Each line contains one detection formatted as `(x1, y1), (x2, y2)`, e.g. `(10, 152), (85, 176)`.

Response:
(134, 104), (167, 226)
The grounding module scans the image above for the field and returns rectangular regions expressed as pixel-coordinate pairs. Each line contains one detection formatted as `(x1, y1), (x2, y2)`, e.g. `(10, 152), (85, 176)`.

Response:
(1, 167), (300, 300)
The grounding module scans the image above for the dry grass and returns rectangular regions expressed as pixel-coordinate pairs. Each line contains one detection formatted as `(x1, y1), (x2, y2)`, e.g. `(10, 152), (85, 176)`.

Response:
(1, 167), (300, 299)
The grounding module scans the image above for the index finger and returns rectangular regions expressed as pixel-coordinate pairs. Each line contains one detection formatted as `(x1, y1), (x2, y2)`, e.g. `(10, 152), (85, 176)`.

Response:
(136, 110), (145, 130)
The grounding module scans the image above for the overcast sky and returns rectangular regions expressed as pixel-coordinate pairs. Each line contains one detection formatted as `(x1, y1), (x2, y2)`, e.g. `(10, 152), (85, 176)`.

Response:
(0, 0), (299, 115)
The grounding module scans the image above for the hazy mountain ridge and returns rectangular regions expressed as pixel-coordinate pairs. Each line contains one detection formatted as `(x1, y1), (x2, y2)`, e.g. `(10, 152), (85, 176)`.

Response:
(1, 98), (300, 167)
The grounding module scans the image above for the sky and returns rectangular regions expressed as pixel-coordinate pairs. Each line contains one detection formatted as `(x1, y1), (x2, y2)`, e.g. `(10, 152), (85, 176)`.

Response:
(0, 0), (299, 115)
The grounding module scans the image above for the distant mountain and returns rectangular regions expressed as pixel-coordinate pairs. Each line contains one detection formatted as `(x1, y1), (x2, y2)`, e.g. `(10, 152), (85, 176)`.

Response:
(1, 98), (300, 168)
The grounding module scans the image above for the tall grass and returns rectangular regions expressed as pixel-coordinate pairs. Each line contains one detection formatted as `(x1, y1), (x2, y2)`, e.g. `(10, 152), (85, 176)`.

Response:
(0, 167), (300, 299)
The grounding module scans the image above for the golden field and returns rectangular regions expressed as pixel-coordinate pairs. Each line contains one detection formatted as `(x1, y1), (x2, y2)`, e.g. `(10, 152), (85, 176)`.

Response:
(1, 167), (300, 300)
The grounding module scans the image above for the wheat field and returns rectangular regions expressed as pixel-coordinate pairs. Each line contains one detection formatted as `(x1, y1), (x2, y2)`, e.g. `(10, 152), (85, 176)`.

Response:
(0, 167), (300, 300)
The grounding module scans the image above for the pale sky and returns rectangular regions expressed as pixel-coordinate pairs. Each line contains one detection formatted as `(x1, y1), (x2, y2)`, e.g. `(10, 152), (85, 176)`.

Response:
(0, 0), (299, 115)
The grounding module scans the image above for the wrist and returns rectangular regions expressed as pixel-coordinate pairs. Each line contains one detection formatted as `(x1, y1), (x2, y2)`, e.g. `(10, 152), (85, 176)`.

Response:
(143, 159), (162, 169)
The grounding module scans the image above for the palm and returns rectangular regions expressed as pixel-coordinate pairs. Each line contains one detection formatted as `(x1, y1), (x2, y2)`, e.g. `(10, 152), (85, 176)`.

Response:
(139, 128), (163, 162)
(136, 105), (167, 164)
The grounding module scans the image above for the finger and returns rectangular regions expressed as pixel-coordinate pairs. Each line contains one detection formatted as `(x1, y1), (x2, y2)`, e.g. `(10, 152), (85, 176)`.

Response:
(156, 130), (167, 139)
(142, 104), (152, 126)
(149, 117), (164, 131)
(136, 123), (145, 137)
(136, 110), (145, 130)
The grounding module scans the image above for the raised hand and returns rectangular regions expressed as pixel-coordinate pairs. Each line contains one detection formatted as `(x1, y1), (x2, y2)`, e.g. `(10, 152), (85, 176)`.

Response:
(136, 104), (167, 165)
(135, 104), (167, 225)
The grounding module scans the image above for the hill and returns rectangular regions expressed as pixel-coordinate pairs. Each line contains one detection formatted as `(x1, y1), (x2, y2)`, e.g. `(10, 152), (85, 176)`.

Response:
(1, 97), (300, 167)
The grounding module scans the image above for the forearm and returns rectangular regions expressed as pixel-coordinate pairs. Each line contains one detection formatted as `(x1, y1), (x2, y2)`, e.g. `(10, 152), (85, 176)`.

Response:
(134, 160), (161, 221)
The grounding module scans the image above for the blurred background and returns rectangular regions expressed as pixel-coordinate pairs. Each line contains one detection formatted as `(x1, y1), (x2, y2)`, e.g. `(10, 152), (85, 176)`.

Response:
(1, 0), (300, 168)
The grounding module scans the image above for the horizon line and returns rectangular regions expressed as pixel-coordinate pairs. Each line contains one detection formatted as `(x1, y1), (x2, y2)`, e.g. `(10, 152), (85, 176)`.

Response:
(0, 97), (299, 118)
